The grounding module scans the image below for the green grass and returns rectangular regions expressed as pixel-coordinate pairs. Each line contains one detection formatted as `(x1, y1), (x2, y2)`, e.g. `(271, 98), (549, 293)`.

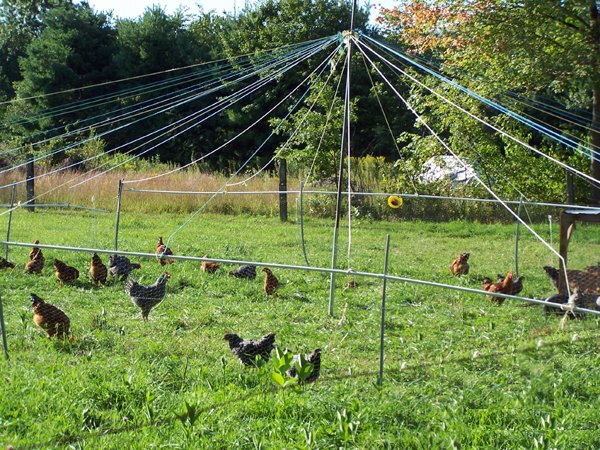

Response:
(0, 209), (599, 449)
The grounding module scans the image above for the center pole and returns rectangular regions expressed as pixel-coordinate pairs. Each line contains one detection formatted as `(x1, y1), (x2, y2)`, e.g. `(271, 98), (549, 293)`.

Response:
(328, 2), (356, 316)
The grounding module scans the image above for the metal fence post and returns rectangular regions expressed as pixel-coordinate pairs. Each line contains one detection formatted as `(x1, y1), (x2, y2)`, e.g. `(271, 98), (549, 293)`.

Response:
(0, 293), (10, 363)
(5, 183), (16, 259)
(378, 234), (391, 385)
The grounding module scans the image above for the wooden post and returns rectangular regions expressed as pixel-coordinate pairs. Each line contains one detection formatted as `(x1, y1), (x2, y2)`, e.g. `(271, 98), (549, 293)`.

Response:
(558, 211), (573, 294)
(26, 153), (34, 212)
(114, 180), (124, 251)
(279, 158), (288, 222)
(566, 170), (575, 205)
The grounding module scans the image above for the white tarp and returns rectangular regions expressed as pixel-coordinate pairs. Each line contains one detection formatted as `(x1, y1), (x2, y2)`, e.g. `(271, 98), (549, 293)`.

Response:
(419, 155), (477, 184)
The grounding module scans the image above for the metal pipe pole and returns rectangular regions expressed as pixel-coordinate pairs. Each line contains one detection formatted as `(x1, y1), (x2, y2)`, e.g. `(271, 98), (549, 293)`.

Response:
(328, 38), (351, 316)
(378, 234), (391, 385)
(0, 293), (10, 363)
(5, 183), (16, 259)
(114, 179), (124, 252)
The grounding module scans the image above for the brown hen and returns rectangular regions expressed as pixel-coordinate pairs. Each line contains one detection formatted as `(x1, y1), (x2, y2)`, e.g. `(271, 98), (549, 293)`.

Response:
(0, 257), (15, 269)
(201, 255), (220, 273)
(90, 253), (108, 285)
(24, 251), (44, 274)
(54, 258), (80, 286)
(483, 272), (513, 305)
(30, 293), (70, 338)
(29, 239), (42, 260)
(262, 267), (279, 296)
(155, 236), (174, 266)
(450, 252), (470, 276)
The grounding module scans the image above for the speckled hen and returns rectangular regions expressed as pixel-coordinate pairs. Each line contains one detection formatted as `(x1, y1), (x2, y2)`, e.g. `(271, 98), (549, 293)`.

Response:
(108, 255), (141, 280)
(229, 265), (256, 279)
(287, 348), (322, 384)
(223, 332), (276, 366)
(125, 271), (170, 320)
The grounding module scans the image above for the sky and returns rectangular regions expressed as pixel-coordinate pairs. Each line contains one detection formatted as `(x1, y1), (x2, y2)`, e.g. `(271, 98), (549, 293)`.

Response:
(86, 0), (396, 23)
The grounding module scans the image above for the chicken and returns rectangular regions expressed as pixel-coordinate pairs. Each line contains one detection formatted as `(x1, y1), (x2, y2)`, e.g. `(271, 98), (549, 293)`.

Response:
(450, 252), (469, 276)
(53, 258), (80, 286)
(30, 293), (70, 338)
(155, 237), (174, 266)
(24, 251), (44, 274)
(287, 348), (322, 384)
(89, 253), (108, 285)
(544, 265), (599, 295)
(483, 272), (513, 305)
(223, 332), (276, 366)
(262, 267), (279, 296)
(108, 254), (141, 280)
(125, 271), (170, 320)
(542, 293), (580, 320)
(201, 255), (220, 274)
(0, 257), (15, 269)
(229, 265), (257, 279)
(29, 239), (42, 260)
(497, 273), (524, 295)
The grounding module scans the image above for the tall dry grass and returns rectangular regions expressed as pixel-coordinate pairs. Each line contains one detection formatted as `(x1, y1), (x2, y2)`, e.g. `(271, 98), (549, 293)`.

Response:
(0, 168), (291, 215)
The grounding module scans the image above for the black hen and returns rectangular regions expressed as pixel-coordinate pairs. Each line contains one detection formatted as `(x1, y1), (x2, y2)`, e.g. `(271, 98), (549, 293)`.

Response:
(109, 255), (141, 280)
(497, 273), (524, 295)
(287, 348), (322, 384)
(542, 293), (580, 319)
(223, 332), (275, 366)
(125, 271), (170, 320)
(229, 265), (257, 279)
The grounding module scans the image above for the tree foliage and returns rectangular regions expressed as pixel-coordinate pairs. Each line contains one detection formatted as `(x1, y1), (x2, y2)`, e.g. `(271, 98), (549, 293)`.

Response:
(378, 0), (600, 204)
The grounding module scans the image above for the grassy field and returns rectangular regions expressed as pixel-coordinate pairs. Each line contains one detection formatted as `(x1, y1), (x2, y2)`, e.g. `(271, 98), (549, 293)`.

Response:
(0, 208), (599, 449)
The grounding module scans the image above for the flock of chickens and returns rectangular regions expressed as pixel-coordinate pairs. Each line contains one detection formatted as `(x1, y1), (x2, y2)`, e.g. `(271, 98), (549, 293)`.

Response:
(4, 238), (599, 382)
(449, 252), (600, 315)
(1, 237), (320, 383)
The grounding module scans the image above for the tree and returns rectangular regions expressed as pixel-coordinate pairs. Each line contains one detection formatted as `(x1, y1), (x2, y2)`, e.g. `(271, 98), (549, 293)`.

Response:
(12, 3), (116, 124)
(378, 0), (600, 205)
(113, 6), (197, 78)
(0, 0), (71, 99)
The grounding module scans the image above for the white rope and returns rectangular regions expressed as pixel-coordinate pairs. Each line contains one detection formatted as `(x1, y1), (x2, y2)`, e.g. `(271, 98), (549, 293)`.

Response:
(123, 41), (339, 185)
(160, 44), (343, 249)
(0, 39), (330, 181)
(357, 38), (600, 189)
(355, 36), (572, 296)
(360, 54), (419, 195)
(0, 36), (333, 106)
(305, 58), (348, 185)
(226, 51), (345, 187)
(68, 47), (314, 189)
(0, 43), (336, 218)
